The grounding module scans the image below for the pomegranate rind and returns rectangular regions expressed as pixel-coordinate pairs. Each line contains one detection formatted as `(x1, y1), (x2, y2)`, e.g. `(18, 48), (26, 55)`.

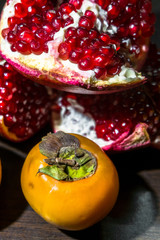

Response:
(0, 1), (147, 94)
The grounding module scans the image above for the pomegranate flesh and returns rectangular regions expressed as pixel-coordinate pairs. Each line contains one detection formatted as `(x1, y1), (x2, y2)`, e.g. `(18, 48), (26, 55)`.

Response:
(0, 0), (155, 94)
(51, 44), (160, 151)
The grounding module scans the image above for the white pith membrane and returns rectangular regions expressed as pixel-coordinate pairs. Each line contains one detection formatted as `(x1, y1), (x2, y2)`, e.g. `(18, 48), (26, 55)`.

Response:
(0, 0), (145, 89)
(52, 96), (150, 151)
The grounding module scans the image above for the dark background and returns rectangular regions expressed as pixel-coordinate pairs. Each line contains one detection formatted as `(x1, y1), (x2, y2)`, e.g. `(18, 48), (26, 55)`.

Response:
(0, 0), (160, 239)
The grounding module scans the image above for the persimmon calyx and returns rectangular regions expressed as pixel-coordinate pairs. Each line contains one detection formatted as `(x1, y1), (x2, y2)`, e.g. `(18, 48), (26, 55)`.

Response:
(38, 131), (97, 181)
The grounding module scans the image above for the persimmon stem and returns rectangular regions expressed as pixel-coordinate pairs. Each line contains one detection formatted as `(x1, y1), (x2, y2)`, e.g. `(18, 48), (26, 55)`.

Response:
(44, 157), (78, 167)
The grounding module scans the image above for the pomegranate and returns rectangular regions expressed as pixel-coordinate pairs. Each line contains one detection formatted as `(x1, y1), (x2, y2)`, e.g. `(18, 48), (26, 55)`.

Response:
(51, 44), (160, 151)
(0, 0), (155, 94)
(0, 57), (51, 142)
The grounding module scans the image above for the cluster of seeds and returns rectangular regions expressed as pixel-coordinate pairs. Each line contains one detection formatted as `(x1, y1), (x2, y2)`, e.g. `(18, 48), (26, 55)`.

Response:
(1, 0), (155, 79)
(0, 60), (51, 139)
(57, 45), (160, 142)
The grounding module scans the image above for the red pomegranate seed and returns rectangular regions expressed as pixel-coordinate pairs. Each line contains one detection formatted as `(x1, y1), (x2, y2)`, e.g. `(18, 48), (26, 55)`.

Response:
(31, 14), (42, 25)
(21, 0), (35, 6)
(79, 37), (91, 48)
(7, 31), (17, 44)
(69, 0), (82, 10)
(99, 46), (115, 59)
(88, 29), (99, 39)
(30, 39), (43, 55)
(58, 42), (71, 60)
(14, 3), (28, 18)
(117, 0), (128, 7)
(79, 16), (93, 30)
(93, 53), (108, 67)
(69, 48), (83, 63)
(35, 28), (48, 43)
(35, 0), (47, 7)
(15, 40), (31, 55)
(107, 63), (121, 76)
(83, 48), (94, 56)
(1, 28), (10, 38)
(27, 6), (37, 16)
(43, 10), (56, 22)
(117, 25), (129, 37)
(66, 36), (78, 48)
(30, 23), (40, 33)
(8, 17), (21, 29)
(52, 17), (62, 32)
(85, 10), (96, 23)
(95, 0), (111, 9)
(65, 27), (77, 39)
(107, 3), (120, 19)
(94, 67), (107, 79)
(99, 33), (110, 43)
(60, 3), (75, 14)
(18, 29), (34, 43)
(42, 22), (53, 33)
(62, 16), (74, 28)
(90, 38), (102, 48)
(76, 27), (88, 38)
(129, 21), (140, 37)
(78, 56), (94, 70)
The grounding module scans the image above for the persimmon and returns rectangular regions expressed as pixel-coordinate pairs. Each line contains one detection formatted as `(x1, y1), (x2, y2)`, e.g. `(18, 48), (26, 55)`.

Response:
(21, 131), (119, 231)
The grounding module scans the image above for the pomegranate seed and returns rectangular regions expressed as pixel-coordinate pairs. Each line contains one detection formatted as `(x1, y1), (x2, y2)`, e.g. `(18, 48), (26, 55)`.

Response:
(65, 27), (77, 39)
(42, 22), (53, 33)
(35, 0), (47, 7)
(93, 52), (108, 67)
(1, 28), (10, 38)
(85, 10), (96, 23)
(31, 14), (42, 25)
(129, 21), (140, 37)
(107, 3), (120, 19)
(88, 29), (99, 39)
(7, 31), (17, 44)
(21, 0), (35, 6)
(60, 3), (75, 14)
(79, 16), (93, 30)
(62, 16), (74, 28)
(14, 3), (28, 18)
(118, 0), (128, 7)
(94, 67), (107, 79)
(30, 39), (43, 55)
(95, 0), (111, 9)
(79, 37), (91, 48)
(90, 38), (102, 48)
(107, 63), (121, 76)
(52, 17), (62, 32)
(78, 56), (94, 70)
(66, 36), (78, 48)
(69, 48), (83, 63)
(69, 0), (82, 10)
(99, 46), (115, 59)
(15, 40), (31, 55)
(27, 6), (37, 16)
(35, 28), (48, 43)
(18, 30), (34, 43)
(58, 42), (71, 60)
(8, 17), (20, 29)
(99, 33), (110, 43)
(43, 10), (56, 22)
(76, 27), (88, 38)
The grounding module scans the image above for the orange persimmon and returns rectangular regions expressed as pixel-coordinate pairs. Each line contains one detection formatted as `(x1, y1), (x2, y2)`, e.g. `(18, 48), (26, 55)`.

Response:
(21, 132), (119, 231)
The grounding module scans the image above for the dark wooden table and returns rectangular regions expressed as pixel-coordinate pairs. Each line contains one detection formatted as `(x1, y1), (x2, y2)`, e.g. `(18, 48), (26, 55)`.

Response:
(0, 0), (160, 239)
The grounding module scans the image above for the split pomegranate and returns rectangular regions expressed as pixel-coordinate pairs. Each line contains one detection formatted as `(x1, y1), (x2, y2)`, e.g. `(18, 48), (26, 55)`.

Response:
(0, 58), (51, 142)
(51, 44), (160, 151)
(0, 0), (155, 93)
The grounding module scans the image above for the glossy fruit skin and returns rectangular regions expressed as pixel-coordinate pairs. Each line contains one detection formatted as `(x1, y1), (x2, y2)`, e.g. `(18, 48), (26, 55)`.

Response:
(21, 133), (119, 231)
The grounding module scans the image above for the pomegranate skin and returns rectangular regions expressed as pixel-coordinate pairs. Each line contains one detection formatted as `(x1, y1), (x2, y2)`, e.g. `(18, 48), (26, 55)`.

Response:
(51, 44), (160, 151)
(0, 0), (153, 94)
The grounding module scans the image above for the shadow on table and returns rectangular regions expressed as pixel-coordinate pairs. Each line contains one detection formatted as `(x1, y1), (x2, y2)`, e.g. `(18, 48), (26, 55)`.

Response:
(0, 148), (27, 230)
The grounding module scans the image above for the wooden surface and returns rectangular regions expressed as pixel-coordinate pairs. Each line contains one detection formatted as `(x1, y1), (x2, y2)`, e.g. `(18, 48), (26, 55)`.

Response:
(0, 0), (160, 239)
